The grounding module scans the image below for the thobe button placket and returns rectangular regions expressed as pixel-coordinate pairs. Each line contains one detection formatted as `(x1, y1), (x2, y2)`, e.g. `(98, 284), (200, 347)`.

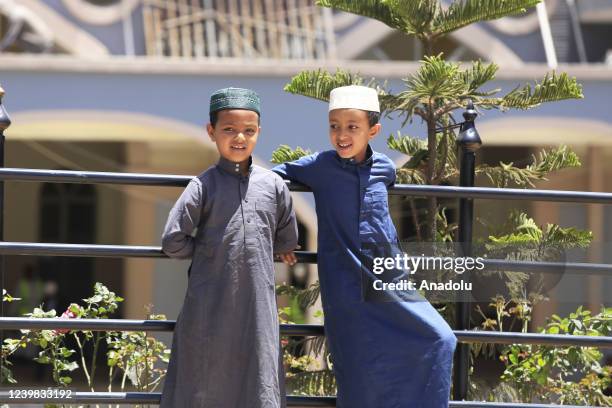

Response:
(358, 166), (371, 227)
(234, 163), (240, 173)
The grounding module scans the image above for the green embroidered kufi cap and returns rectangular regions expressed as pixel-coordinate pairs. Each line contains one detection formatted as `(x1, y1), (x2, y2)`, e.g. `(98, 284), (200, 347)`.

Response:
(209, 87), (261, 115)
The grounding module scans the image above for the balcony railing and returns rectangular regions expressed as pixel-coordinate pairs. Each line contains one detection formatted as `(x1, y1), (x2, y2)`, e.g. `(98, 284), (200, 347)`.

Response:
(0, 89), (610, 407)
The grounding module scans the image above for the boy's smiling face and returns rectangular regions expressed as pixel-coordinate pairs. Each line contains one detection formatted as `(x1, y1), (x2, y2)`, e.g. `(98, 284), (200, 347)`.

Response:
(207, 109), (260, 164)
(329, 108), (380, 163)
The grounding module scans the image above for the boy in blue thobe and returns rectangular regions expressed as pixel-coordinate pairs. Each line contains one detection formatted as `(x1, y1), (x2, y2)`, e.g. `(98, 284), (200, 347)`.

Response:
(273, 85), (457, 407)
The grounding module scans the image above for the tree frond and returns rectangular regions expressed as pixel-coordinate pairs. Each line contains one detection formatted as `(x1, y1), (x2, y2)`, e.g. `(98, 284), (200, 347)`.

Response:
(486, 217), (541, 263)
(387, 0), (439, 36)
(283, 336), (326, 357)
(436, 207), (458, 242)
(317, 0), (539, 40)
(434, 0), (540, 35)
(477, 146), (581, 188)
(387, 132), (427, 155)
(461, 60), (499, 94)
(379, 92), (406, 114)
(404, 151), (429, 169)
(512, 212), (543, 241)
(286, 369), (337, 396)
(276, 282), (321, 310)
(527, 145), (581, 173)
(488, 232), (540, 246)
(284, 69), (363, 102)
(435, 129), (458, 173)
(297, 282), (321, 310)
(271, 145), (313, 164)
(307, 336), (327, 356)
(476, 162), (542, 188)
(486, 211), (592, 262)
(401, 54), (466, 102)
(388, 96), (422, 124)
(396, 168), (426, 184)
(317, 0), (441, 37)
(542, 224), (592, 249)
(500, 72), (584, 110)
(316, 0), (404, 31)
(284, 69), (398, 113)
(386, 130), (431, 171)
(486, 211), (543, 249)
(393, 58), (503, 121)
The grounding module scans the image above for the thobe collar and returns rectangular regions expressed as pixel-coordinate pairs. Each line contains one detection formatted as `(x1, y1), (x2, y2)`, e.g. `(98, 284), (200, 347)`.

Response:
(336, 144), (374, 168)
(217, 155), (253, 177)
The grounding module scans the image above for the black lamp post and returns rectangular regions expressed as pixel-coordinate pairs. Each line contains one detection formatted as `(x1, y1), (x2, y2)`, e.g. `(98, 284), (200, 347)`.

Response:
(0, 86), (10, 244)
(0, 85), (10, 384)
(453, 100), (481, 401)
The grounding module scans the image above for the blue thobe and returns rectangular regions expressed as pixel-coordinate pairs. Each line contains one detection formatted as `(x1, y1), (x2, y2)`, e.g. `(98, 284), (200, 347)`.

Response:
(273, 145), (457, 408)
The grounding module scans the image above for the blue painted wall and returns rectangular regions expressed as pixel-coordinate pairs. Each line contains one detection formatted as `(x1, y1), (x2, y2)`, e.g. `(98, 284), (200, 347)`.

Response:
(0, 70), (609, 166)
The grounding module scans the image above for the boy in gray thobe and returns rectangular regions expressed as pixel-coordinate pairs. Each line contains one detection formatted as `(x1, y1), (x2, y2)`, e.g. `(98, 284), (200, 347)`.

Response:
(160, 87), (298, 408)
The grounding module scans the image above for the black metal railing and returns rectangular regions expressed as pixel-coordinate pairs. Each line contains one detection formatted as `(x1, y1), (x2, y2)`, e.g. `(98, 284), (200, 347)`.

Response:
(0, 89), (610, 407)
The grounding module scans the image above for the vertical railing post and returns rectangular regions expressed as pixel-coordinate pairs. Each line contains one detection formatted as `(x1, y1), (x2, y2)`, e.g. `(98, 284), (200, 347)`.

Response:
(453, 100), (481, 401)
(0, 85), (10, 384)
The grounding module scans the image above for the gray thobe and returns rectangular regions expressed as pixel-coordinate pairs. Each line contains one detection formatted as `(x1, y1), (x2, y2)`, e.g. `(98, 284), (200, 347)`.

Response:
(160, 156), (298, 408)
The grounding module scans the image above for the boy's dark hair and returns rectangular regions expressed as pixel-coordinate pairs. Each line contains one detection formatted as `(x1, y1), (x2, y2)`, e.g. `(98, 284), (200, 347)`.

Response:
(209, 109), (261, 127)
(367, 111), (380, 127)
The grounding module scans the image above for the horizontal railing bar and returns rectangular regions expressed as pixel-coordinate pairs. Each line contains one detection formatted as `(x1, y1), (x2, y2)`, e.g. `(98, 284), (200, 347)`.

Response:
(0, 168), (312, 191)
(1, 242), (610, 276)
(287, 396), (337, 407)
(0, 242), (318, 263)
(0, 242), (165, 258)
(453, 330), (612, 348)
(388, 183), (612, 204)
(482, 259), (612, 276)
(0, 392), (334, 405)
(0, 391), (157, 404)
(1, 318), (610, 347)
(0, 392), (605, 407)
(282, 323), (324, 336)
(0, 318), (324, 335)
(449, 403), (606, 408)
(0, 168), (192, 186)
(0, 317), (176, 332)
(3, 168), (612, 203)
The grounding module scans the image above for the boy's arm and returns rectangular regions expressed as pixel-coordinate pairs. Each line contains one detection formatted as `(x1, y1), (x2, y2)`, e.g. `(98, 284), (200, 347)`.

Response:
(273, 176), (299, 254)
(161, 178), (203, 259)
(386, 157), (397, 187)
(271, 153), (318, 188)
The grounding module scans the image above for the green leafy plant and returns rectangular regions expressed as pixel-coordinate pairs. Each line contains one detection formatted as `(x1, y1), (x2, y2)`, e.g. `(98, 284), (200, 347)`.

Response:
(276, 287), (334, 396)
(500, 306), (612, 405)
(1, 283), (169, 407)
(281, 0), (583, 239)
(106, 313), (170, 393)
(282, 57), (583, 239)
(271, 145), (312, 164)
(471, 302), (611, 405)
(1, 289), (22, 384)
(24, 307), (78, 387)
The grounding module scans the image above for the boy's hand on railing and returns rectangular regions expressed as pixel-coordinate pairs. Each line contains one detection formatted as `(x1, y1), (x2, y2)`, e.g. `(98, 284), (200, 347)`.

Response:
(277, 251), (297, 266)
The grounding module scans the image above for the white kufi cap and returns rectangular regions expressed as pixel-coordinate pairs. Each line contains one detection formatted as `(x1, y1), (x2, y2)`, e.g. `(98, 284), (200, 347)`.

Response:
(328, 85), (380, 113)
